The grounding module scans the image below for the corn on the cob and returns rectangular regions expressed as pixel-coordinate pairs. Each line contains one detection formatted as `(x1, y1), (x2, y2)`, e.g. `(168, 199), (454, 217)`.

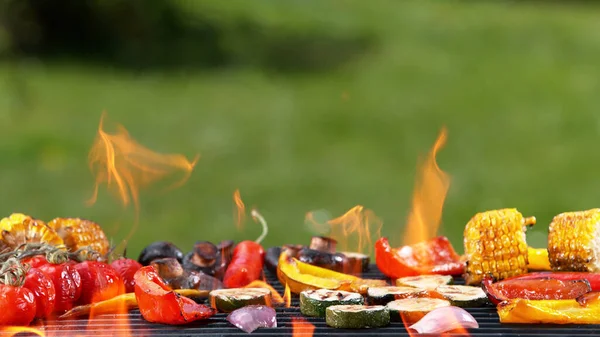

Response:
(547, 208), (600, 272)
(463, 208), (535, 285)
(48, 218), (110, 256)
(0, 213), (64, 249)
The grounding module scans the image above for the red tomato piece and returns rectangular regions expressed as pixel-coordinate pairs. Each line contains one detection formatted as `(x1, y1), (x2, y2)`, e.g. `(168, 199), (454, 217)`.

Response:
(36, 258), (82, 313)
(74, 261), (125, 304)
(111, 258), (142, 293)
(0, 284), (36, 325)
(24, 267), (56, 319)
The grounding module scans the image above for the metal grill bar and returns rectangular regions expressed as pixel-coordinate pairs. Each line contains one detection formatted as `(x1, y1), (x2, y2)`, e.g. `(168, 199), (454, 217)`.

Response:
(5, 266), (600, 336)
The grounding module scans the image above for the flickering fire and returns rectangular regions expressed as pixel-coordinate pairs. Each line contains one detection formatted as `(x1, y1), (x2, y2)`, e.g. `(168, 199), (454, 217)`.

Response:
(1, 326), (45, 337)
(283, 283), (292, 308)
(306, 205), (382, 258)
(88, 292), (131, 337)
(233, 189), (246, 230)
(244, 280), (285, 305)
(291, 317), (315, 337)
(403, 127), (450, 245)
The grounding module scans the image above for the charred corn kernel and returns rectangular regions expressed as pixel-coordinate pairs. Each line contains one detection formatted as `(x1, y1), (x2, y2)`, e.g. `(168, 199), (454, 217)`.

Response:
(48, 218), (110, 256)
(547, 209), (600, 272)
(463, 208), (535, 285)
(0, 213), (64, 249)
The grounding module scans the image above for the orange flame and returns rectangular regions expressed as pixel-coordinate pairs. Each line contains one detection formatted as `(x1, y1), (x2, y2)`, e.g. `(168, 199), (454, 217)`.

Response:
(307, 205), (382, 256)
(87, 288), (134, 337)
(403, 127), (450, 245)
(233, 189), (246, 230)
(283, 283), (292, 308)
(244, 280), (285, 305)
(88, 112), (198, 241)
(1, 327), (46, 337)
(291, 317), (315, 337)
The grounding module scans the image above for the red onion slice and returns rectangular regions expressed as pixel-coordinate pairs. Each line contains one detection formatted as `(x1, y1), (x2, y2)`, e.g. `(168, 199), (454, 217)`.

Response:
(226, 305), (277, 333)
(408, 306), (478, 334)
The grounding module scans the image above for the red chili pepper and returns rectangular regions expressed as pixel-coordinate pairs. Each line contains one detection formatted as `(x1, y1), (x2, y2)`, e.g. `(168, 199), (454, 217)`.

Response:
(111, 258), (143, 293)
(24, 267), (56, 319)
(375, 236), (464, 279)
(504, 272), (600, 292)
(134, 266), (215, 325)
(223, 241), (265, 288)
(482, 274), (592, 306)
(74, 261), (125, 304)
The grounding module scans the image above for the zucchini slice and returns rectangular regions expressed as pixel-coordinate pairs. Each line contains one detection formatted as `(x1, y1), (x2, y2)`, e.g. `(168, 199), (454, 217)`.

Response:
(435, 285), (489, 307)
(367, 286), (427, 305)
(325, 305), (390, 329)
(300, 289), (364, 317)
(395, 275), (453, 290)
(209, 288), (271, 312)
(386, 297), (450, 323)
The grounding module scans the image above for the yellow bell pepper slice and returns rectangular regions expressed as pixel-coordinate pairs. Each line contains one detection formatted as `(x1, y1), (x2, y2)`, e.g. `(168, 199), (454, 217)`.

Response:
(527, 247), (551, 271)
(498, 296), (600, 324)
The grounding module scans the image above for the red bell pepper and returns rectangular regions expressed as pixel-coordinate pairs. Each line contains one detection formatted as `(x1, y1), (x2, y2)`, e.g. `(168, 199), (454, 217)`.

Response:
(504, 272), (600, 292)
(375, 236), (464, 279)
(134, 266), (215, 325)
(482, 275), (592, 306)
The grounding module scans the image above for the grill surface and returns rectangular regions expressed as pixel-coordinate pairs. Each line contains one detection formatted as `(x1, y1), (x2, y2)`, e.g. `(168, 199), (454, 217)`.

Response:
(6, 265), (600, 337)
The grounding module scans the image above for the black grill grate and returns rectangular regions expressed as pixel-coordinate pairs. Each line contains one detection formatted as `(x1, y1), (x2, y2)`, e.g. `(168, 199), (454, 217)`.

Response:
(6, 266), (600, 337)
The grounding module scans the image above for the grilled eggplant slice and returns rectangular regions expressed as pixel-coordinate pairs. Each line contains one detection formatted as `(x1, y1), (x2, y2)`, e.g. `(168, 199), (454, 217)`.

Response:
(138, 241), (184, 266)
(325, 305), (390, 329)
(396, 275), (454, 290)
(386, 297), (450, 323)
(209, 288), (272, 313)
(300, 289), (364, 317)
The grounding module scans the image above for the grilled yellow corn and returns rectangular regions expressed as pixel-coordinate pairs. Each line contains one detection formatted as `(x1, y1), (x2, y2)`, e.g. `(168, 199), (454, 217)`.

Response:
(0, 213), (64, 249)
(463, 208), (535, 285)
(48, 218), (110, 256)
(547, 208), (600, 272)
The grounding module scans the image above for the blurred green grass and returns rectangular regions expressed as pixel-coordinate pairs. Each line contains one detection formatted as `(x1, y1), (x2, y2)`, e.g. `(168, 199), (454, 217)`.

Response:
(2, 0), (600, 259)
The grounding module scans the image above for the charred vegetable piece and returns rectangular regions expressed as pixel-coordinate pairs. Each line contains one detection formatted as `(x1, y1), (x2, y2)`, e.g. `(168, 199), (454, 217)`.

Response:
(182, 241), (218, 274)
(151, 258), (222, 290)
(463, 208), (535, 285)
(367, 286), (429, 305)
(325, 305), (390, 329)
(310, 236), (337, 253)
(214, 240), (235, 280)
(300, 289), (364, 317)
(482, 275), (592, 305)
(48, 218), (110, 257)
(386, 297), (450, 323)
(375, 236), (464, 280)
(150, 258), (185, 281)
(396, 275), (453, 290)
(282, 244), (304, 257)
(265, 246), (282, 273)
(340, 252), (370, 273)
(503, 272), (600, 291)
(297, 248), (345, 271)
(0, 213), (63, 249)
(223, 241), (265, 288)
(498, 295), (600, 324)
(209, 288), (272, 313)
(435, 285), (489, 307)
(528, 247), (551, 271)
(138, 241), (184, 266)
(548, 209), (600, 272)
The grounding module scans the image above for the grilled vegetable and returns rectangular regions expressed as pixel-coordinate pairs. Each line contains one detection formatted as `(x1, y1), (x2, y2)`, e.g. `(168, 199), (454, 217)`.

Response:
(182, 241), (218, 275)
(134, 266), (215, 325)
(227, 305), (277, 333)
(282, 244), (304, 257)
(138, 241), (184, 266)
(151, 258), (223, 290)
(111, 258), (142, 293)
(548, 209), (600, 272)
(300, 289), (364, 317)
(297, 248), (345, 271)
(375, 236), (464, 279)
(482, 275), (592, 305)
(0, 213), (63, 249)
(214, 240), (235, 279)
(265, 246), (282, 273)
(528, 247), (551, 271)
(310, 236), (337, 253)
(24, 268), (56, 319)
(409, 306), (479, 334)
(396, 275), (453, 290)
(503, 272), (600, 291)
(47, 218), (110, 257)
(367, 286), (429, 305)
(277, 250), (387, 294)
(341, 252), (369, 273)
(209, 288), (271, 313)
(463, 208), (535, 285)
(325, 305), (390, 329)
(0, 282), (37, 326)
(386, 297), (450, 323)
(74, 261), (125, 305)
(435, 285), (489, 307)
(497, 295), (600, 324)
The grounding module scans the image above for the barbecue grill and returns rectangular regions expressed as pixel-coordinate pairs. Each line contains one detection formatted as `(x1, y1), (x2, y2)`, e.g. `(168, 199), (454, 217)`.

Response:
(6, 265), (600, 337)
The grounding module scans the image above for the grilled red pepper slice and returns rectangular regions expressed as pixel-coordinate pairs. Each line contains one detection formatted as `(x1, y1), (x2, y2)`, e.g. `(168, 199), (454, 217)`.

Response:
(375, 236), (464, 279)
(134, 266), (215, 325)
(482, 274), (592, 305)
(223, 241), (265, 288)
(504, 272), (600, 292)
